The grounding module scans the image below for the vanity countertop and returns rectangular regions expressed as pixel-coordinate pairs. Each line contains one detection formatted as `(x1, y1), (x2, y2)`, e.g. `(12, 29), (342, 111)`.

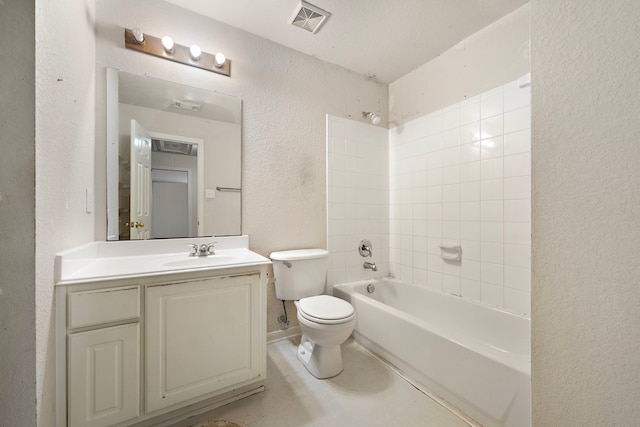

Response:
(55, 235), (271, 285)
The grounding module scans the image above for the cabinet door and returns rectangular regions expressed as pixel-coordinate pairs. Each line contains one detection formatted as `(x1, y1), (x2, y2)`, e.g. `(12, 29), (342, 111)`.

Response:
(68, 323), (140, 427)
(146, 274), (261, 412)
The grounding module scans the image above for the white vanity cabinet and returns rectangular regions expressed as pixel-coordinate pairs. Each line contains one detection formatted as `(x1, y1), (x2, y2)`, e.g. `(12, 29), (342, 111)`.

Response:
(56, 257), (268, 427)
(66, 286), (141, 427)
(145, 273), (262, 412)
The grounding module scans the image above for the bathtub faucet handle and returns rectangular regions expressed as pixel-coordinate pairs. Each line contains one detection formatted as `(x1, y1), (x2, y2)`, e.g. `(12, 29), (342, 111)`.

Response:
(359, 239), (373, 257)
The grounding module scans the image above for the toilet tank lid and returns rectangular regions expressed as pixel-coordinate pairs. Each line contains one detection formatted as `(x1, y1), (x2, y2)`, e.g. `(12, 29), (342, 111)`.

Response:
(269, 249), (329, 261)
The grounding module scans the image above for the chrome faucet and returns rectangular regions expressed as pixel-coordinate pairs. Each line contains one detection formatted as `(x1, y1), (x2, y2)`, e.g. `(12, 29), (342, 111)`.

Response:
(189, 242), (217, 257)
(363, 261), (378, 272)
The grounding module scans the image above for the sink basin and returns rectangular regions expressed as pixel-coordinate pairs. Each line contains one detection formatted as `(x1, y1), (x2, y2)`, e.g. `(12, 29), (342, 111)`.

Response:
(162, 255), (241, 268)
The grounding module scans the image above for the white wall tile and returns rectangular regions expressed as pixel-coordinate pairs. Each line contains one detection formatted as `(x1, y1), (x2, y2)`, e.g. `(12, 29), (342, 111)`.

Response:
(460, 161), (481, 182)
(504, 106), (531, 134)
(481, 158), (503, 180)
(480, 137), (504, 159)
(461, 279), (481, 301)
(504, 287), (530, 316)
(504, 265), (531, 292)
(481, 91), (504, 119)
(481, 179), (504, 200)
(504, 222), (531, 244)
(481, 221), (504, 242)
(443, 274), (461, 295)
(460, 201), (480, 221)
(442, 165), (461, 184)
(504, 176), (531, 199)
(504, 86), (530, 112)
(461, 259), (481, 280)
(460, 181), (481, 201)
(504, 199), (531, 222)
(504, 244), (531, 268)
(481, 262), (503, 286)
(481, 282), (504, 307)
(481, 241), (504, 264)
(460, 122), (481, 144)
(481, 115), (504, 139)
(382, 78), (530, 315)
(460, 97), (480, 124)
(460, 142), (481, 163)
(504, 130), (531, 155)
(504, 152), (531, 177)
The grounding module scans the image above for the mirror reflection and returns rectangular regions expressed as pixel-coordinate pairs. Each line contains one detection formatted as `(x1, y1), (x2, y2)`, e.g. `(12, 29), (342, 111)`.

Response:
(106, 70), (242, 240)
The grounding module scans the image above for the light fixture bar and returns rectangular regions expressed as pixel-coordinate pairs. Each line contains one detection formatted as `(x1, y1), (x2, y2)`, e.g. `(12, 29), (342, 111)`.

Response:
(124, 28), (230, 77)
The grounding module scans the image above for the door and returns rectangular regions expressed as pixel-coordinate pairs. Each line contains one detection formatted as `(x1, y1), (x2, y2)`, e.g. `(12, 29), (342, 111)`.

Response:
(130, 120), (152, 239)
(67, 323), (140, 427)
(145, 274), (262, 412)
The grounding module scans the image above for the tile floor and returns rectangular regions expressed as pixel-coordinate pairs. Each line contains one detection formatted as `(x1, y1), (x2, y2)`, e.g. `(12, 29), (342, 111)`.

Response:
(172, 337), (472, 427)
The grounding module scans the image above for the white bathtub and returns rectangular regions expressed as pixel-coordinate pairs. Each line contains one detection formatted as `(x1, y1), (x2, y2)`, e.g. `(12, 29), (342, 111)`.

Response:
(333, 278), (530, 427)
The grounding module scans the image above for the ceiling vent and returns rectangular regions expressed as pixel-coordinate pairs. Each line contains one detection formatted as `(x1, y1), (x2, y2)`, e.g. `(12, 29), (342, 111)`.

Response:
(152, 139), (197, 156)
(289, 1), (330, 34)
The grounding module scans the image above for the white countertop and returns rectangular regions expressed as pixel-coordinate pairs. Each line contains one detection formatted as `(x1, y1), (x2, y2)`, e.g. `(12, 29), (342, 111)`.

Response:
(55, 235), (271, 285)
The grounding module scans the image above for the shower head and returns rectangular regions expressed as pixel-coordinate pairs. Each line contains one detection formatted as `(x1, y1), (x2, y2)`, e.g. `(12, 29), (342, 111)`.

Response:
(363, 111), (381, 125)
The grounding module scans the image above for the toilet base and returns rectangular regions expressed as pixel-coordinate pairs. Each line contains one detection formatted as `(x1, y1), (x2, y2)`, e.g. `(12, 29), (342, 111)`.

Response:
(297, 335), (344, 379)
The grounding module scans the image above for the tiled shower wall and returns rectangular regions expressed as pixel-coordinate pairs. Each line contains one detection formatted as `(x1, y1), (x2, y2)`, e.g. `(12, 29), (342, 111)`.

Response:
(389, 76), (531, 315)
(327, 115), (389, 288)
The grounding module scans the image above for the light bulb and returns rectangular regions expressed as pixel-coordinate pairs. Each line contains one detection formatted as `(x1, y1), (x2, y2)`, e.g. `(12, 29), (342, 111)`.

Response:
(214, 52), (226, 68)
(131, 28), (144, 44)
(190, 45), (202, 61)
(161, 36), (174, 54)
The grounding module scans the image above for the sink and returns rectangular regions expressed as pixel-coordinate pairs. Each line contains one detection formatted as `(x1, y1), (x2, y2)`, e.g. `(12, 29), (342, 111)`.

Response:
(162, 255), (241, 269)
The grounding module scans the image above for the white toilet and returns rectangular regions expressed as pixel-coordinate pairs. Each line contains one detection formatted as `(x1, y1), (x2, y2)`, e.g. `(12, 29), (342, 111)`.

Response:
(270, 249), (356, 379)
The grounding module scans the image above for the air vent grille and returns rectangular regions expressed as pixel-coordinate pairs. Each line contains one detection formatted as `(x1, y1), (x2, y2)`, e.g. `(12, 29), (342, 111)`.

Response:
(290, 1), (330, 34)
(152, 139), (197, 156)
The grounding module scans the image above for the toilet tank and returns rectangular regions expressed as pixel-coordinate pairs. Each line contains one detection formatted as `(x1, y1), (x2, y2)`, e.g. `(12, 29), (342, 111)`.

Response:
(270, 249), (329, 300)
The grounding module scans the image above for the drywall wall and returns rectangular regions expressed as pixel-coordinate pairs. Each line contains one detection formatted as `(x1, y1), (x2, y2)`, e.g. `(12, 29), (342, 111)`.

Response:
(531, 0), (640, 424)
(0, 1), (37, 425)
(94, 0), (388, 333)
(389, 5), (530, 126)
(35, 0), (97, 424)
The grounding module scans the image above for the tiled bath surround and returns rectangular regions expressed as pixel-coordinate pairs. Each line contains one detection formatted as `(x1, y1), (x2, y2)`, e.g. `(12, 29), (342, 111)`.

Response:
(327, 76), (531, 316)
(389, 77), (531, 315)
(326, 116), (390, 288)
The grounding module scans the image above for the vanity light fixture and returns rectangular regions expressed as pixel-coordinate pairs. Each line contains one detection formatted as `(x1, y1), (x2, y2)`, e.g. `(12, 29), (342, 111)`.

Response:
(124, 28), (231, 77)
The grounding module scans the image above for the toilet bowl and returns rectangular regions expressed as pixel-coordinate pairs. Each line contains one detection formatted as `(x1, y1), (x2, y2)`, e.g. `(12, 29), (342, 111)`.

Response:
(295, 295), (356, 378)
(270, 249), (356, 379)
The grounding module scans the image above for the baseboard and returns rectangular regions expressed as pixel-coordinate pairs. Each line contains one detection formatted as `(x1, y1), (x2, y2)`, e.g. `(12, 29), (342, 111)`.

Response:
(267, 326), (301, 343)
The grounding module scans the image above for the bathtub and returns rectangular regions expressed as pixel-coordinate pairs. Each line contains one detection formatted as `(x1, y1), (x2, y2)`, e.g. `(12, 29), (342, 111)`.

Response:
(333, 278), (530, 427)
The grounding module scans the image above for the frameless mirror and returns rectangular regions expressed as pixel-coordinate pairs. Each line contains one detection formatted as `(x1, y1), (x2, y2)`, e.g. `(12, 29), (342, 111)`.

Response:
(106, 69), (242, 240)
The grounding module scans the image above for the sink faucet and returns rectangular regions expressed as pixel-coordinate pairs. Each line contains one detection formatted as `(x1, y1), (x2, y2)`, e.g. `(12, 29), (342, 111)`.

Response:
(363, 261), (377, 272)
(189, 242), (217, 257)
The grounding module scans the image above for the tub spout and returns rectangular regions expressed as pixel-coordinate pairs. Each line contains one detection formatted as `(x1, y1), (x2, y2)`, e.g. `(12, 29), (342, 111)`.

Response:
(363, 261), (378, 272)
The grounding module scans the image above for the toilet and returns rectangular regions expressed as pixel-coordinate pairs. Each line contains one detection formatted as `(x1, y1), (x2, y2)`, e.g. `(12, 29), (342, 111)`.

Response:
(270, 249), (356, 379)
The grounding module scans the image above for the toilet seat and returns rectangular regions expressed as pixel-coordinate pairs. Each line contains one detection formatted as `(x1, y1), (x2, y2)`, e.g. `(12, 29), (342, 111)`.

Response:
(297, 295), (355, 325)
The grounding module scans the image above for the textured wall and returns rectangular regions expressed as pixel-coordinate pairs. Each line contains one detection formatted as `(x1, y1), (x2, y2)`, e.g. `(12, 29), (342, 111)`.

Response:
(94, 0), (388, 334)
(0, 0), (37, 425)
(35, 0), (97, 425)
(531, 0), (640, 424)
(389, 5), (530, 126)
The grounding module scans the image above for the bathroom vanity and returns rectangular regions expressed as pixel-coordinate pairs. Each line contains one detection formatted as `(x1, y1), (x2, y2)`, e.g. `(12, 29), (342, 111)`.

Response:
(55, 236), (269, 427)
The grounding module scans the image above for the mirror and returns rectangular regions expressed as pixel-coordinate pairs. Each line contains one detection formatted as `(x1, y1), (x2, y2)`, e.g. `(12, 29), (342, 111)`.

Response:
(106, 69), (242, 240)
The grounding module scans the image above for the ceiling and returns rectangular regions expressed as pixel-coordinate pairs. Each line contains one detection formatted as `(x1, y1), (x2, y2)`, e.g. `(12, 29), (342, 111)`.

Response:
(166, 0), (528, 83)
